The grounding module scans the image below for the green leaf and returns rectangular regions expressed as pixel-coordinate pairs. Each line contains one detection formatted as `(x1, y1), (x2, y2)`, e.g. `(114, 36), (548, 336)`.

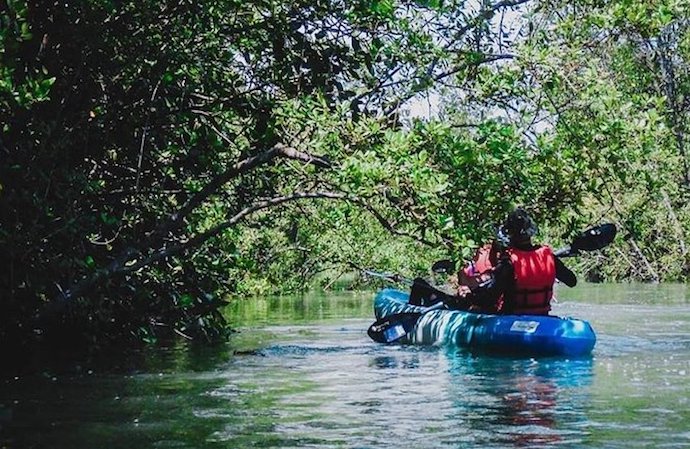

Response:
(35, 77), (55, 99)
(416, 0), (441, 8)
(371, 0), (395, 17)
(20, 21), (32, 40)
(162, 72), (175, 84)
(100, 212), (118, 226)
(179, 294), (194, 308)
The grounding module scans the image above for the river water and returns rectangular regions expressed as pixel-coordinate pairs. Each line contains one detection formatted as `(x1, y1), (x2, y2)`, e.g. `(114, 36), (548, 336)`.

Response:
(1, 283), (690, 448)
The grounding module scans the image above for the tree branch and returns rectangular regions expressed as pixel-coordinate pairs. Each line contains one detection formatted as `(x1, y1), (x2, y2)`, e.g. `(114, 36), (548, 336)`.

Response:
(453, 0), (532, 41)
(433, 53), (516, 83)
(146, 142), (331, 245)
(172, 143), (331, 225)
(350, 198), (438, 247)
(121, 191), (349, 273)
(383, 53), (517, 116)
(352, 0), (529, 106)
(53, 144), (332, 304)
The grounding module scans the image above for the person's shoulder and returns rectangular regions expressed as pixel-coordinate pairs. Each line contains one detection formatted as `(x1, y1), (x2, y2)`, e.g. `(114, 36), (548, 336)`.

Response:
(509, 242), (541, 252)
(536, 244), (555, 255)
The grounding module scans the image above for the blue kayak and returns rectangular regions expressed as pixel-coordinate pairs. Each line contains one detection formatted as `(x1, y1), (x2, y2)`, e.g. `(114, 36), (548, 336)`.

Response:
(374, 288), (596, 357)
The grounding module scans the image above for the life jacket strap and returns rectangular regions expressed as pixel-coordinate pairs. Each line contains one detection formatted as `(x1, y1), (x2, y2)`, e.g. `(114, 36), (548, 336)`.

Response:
(513, 287), (552, 309)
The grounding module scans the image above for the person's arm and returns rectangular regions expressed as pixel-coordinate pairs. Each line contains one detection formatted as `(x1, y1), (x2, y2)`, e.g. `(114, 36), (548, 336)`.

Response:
(471, 255), (513, 308)
(555, 257), (577, 287)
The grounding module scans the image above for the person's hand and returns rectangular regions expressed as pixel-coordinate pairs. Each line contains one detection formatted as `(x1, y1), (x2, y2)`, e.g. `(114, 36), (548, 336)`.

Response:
(459, 268), (481, 289)
(457, 285), (472, 297)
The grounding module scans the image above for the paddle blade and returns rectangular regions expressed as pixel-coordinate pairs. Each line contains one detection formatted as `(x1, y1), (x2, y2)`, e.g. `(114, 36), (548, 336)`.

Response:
(367, 312), (421, 343)
(431, 259), (455, 274)
(572, 223), (617, 251)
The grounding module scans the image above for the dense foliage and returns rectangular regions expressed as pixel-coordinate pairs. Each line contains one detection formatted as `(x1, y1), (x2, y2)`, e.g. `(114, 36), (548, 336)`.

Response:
(522, 0), (690, 281)
(1, 0), (689, 351)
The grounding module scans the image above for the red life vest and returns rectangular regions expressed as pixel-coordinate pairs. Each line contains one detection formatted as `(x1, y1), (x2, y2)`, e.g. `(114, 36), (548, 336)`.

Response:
(461, 244), (503, 313)
(507, 246), (556, 315)
(463, 244), (496, 278)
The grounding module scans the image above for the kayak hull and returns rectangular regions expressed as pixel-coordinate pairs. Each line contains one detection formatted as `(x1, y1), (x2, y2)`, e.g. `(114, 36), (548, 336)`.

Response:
(374, 288), (596, 357)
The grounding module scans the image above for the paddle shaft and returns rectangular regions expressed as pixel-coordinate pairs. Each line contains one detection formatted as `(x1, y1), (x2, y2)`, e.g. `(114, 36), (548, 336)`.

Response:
(362, 270), (413, 286)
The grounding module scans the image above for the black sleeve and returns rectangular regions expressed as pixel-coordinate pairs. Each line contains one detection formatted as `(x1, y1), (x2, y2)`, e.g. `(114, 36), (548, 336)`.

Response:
(555, 257), (577, 287)
(471, 255), (514, 307)
(493, 255), (514, 291)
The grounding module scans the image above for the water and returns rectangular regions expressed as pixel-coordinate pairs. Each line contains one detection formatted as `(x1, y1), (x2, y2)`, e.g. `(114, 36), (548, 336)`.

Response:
(2, 284), (690, 448)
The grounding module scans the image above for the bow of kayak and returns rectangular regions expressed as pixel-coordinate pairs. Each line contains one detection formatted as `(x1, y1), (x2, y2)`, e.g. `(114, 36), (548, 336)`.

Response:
(374, 288), (596, 357)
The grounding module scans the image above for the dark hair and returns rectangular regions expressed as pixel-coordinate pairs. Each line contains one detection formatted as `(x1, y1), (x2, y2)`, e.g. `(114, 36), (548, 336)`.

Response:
(502, 208), (538, 241)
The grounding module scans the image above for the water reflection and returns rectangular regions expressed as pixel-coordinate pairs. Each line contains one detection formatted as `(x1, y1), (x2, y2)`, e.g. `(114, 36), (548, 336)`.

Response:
(441, 350), (594, 448)
(371, 355), (422, 370)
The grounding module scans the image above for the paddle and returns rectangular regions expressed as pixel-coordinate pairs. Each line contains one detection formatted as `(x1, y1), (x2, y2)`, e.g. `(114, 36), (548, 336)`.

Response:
(362, 269), (413, 286)
(368, 223), (617, 344)
(362, 259), (457, 287)
(367, 277), (456, 343)
(431, 259), (455, 274)
(367, 301), (445, 343)
(363, 262), (457, 306)
(553, 223), (617, 257)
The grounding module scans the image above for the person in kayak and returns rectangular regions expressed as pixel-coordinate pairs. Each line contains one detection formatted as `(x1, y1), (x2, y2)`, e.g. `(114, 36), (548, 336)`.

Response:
(455, 208), (577, 315)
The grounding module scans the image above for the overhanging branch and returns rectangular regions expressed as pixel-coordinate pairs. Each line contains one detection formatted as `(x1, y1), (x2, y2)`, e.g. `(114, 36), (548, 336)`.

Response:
(350, 198), (438, 247)
(122, 191), (349, 273)
(54, 143), (332, 303)
(170, 142), (331, 227)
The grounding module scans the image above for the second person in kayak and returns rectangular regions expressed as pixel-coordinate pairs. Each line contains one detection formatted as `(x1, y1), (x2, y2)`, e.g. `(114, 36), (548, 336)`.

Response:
(457, 208), (577, 315)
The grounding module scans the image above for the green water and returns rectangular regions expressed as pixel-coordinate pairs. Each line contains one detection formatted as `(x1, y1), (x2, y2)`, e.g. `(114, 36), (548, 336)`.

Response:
(1, 284), (690, 448)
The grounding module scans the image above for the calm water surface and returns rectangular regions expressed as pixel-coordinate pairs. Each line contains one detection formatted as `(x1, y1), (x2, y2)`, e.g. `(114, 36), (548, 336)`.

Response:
(1, 283), (690, 448)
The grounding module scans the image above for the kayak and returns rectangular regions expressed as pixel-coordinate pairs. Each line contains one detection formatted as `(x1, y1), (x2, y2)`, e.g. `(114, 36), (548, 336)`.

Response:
(374, 288), (596, 357)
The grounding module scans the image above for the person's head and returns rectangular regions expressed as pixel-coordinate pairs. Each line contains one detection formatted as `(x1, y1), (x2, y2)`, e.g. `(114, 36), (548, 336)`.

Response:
(500, 207), (538, 245)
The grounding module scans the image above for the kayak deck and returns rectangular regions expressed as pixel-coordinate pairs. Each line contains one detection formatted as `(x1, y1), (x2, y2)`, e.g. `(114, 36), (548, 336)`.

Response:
(374, 288), (596, 357)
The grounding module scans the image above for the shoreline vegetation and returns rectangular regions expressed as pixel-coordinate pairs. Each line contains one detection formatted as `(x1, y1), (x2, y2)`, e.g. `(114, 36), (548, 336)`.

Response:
(2, 0), (689, 354)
